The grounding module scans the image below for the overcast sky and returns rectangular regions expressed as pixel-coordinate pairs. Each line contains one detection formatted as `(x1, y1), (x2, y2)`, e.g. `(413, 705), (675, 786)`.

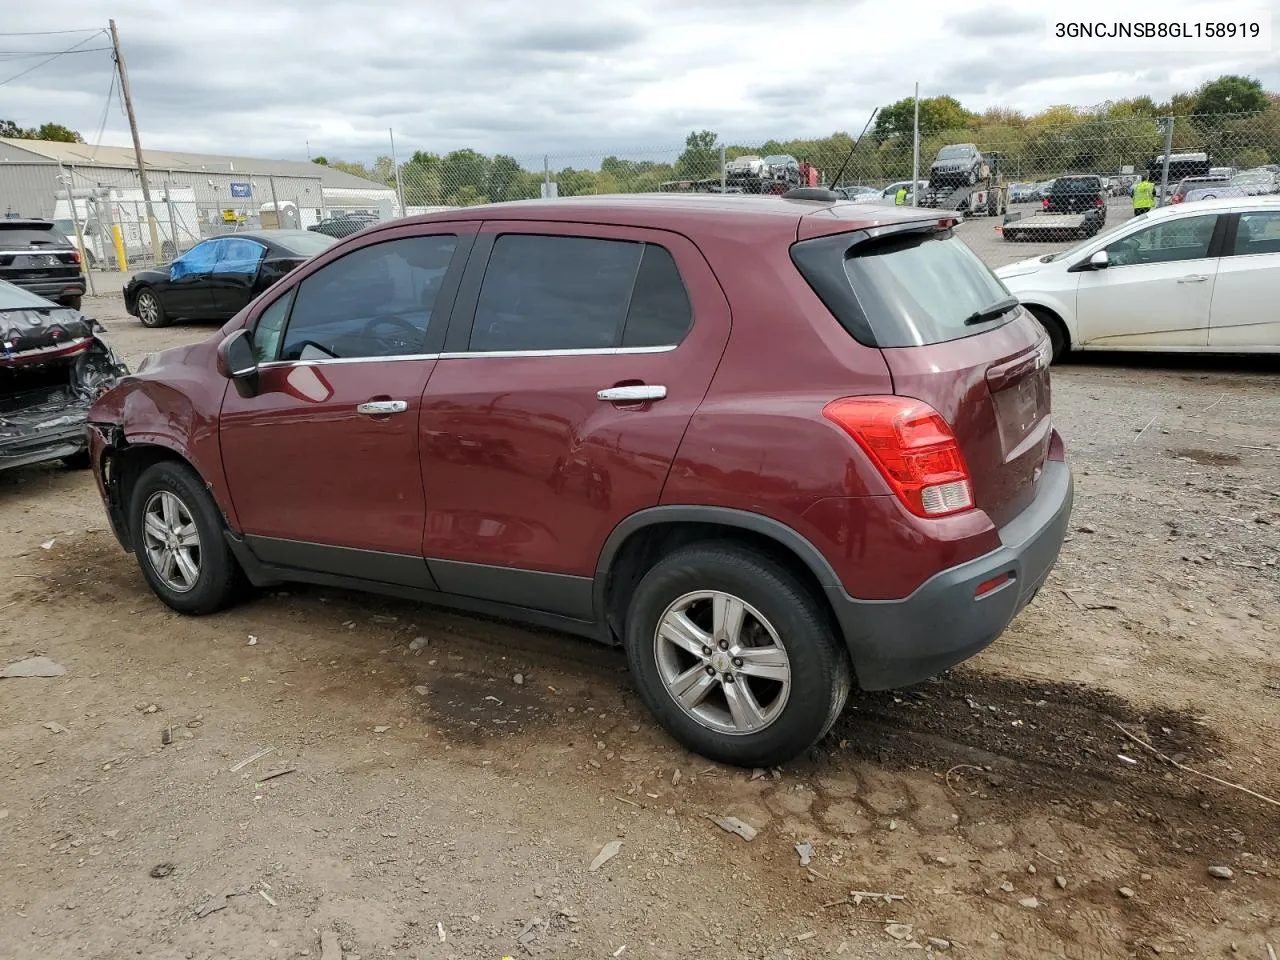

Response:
(2, 0), (1277, 166)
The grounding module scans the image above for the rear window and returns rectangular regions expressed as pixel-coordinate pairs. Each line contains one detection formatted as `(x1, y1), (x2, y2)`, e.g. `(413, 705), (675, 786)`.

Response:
(0, 279), (56, 309)
(791, 227), (1014, 348)
(1051, 178), (1101, 194)
(0, 223), (69, 248)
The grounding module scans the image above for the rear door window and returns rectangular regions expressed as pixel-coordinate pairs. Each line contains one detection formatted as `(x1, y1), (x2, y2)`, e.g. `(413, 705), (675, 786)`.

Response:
(1232, 211), (1280, 257)
(469, 235), (692, 352)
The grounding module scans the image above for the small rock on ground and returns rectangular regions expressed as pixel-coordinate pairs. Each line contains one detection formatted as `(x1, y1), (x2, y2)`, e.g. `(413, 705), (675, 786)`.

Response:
(1, 656), (66, 678)
(1207, 865), (1234, 879)
(927, 938), (951, 951)
(1119, 886), (1136, 898)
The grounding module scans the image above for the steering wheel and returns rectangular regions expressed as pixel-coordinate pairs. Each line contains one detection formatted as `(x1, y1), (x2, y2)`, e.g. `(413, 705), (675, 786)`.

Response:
(368, 314), (426, 348)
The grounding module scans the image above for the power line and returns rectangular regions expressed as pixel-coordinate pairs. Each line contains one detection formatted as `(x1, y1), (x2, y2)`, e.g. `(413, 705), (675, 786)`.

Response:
(0, 28), (103, 37)
(0, 47), (113, 57)
(90, 64), (117, 160)
(0, 29), (107, 88)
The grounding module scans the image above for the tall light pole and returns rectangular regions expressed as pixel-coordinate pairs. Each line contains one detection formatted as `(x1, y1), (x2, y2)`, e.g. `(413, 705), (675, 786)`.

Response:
(109, 19), (162, 262)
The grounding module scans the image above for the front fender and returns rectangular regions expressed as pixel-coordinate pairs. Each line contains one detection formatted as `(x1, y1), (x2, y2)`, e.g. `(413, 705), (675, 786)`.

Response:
(89, 342), (237, 531)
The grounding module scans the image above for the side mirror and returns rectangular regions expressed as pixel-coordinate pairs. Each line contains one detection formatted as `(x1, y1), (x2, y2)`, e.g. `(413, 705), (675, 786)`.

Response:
(216, 329), (258, 380)
(1089, 250), (1109, 269)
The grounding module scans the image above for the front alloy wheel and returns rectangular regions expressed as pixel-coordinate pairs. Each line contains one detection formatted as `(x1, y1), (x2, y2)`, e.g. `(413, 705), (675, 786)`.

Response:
(655, 590), (792, 735)
(141, 490), (201, 592)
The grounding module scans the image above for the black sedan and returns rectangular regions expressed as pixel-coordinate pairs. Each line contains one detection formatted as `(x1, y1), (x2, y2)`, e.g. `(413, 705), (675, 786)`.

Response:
(123, 230), (336, 328)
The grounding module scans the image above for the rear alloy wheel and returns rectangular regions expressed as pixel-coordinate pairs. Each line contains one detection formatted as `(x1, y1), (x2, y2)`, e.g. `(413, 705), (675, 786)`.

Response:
(130, 461), (242, 614)
(625, 543), (851, 767)
(135, 288), (169, 328)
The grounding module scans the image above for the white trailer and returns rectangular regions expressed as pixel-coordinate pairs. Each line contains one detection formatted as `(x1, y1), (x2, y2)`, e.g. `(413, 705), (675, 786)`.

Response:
(54, 185), (200, 267)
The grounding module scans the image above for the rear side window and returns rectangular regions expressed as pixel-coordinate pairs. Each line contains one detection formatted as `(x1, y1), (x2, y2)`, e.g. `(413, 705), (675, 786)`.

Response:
(792, 228), (1013, 348)
(469, 235), (692, 352)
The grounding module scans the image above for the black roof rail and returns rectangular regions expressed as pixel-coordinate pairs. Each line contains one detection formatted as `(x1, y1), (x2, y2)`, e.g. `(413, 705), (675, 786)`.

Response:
(781, 187), (840, 202)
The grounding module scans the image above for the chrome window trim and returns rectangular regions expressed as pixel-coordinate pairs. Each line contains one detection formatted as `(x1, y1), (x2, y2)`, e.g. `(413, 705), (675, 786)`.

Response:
(257, 344), (678, 369)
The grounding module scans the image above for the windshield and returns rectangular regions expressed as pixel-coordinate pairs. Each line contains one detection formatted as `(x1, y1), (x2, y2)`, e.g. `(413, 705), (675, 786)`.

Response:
(842, 231), (1011, 346)
(936, 146), (972, 160)
(0, 279), (57, 309)
(762, 155), (792, 165)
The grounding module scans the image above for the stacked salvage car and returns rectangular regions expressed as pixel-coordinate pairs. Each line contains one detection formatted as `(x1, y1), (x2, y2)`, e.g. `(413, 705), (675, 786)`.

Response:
(0, 280), (126, 472)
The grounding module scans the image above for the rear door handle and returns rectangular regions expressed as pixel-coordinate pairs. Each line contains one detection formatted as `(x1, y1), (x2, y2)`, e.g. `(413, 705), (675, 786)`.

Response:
(356, 400), (408, 415)
(1177, 275), (1209, 283)
(596, 385), (667, 402)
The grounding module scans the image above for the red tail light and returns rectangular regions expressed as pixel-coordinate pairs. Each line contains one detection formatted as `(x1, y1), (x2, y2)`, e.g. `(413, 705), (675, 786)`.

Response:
(70, 249), (82, 265)
(1170, 194), (1183, 203)
(1041, 197), (1050, 210)
(1095, 195), (1104, 207)
(823, 397), (974, 518)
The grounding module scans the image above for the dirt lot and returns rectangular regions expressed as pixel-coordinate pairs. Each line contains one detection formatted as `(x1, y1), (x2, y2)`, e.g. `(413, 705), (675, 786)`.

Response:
(2, 253), (1278, 960)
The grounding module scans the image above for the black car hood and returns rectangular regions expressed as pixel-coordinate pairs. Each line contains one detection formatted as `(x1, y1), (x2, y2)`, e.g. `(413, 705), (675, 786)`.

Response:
(127, 269), (169, 287)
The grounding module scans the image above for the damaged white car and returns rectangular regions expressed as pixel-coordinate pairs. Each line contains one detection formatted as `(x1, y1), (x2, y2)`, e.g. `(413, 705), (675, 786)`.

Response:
(0, 280), (126, 472)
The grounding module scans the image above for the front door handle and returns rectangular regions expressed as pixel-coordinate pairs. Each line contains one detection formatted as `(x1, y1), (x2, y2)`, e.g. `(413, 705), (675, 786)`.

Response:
(597, 385), (667, 403)
(356, 400), (408, 415)
(1177, 275), (1209, 283)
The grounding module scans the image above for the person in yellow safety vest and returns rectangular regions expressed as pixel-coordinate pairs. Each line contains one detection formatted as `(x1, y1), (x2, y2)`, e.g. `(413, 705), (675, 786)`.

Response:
(895, 184), (908, 205)
(1132, 176), (1156, 216)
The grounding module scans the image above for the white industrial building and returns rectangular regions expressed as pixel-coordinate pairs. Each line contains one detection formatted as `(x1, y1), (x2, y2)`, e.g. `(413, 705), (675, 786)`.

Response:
(0, 138), (400, 241)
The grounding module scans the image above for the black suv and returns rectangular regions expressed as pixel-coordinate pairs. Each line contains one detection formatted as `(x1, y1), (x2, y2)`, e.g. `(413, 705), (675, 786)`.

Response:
(1043, 176), (1107, 234)
(0, 219), (85, 309)
(929, 144), (986, 188)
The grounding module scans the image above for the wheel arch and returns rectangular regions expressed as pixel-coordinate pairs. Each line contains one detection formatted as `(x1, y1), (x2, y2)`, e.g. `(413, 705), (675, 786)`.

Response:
(594, 506), (843, 644)
(1021, 301), (1072, 358)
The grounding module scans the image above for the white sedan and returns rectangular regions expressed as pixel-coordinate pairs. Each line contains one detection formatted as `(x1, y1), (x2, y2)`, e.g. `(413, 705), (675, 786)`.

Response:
(995, 195), (1280, 361)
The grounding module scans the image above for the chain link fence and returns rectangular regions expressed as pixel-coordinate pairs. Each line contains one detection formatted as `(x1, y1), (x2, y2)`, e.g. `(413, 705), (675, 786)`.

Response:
(1, 109), (1276, 282)
(388, 110), (1278, 214)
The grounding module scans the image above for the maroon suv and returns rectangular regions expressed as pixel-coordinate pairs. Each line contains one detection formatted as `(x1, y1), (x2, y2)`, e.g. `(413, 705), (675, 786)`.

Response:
(87, 195), (1072, 767)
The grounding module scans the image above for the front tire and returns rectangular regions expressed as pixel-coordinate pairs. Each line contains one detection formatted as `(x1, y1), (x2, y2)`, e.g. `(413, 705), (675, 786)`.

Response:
(135, 288), (169, 328)
(1028, 306), (1068, 362)
(624, 542), (851, 767)
(62, 294), (83, 311)
(129, 461), (242, 615)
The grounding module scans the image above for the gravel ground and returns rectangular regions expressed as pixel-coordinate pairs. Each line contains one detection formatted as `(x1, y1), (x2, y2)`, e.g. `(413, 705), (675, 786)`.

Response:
(1, 230), (1277, 960)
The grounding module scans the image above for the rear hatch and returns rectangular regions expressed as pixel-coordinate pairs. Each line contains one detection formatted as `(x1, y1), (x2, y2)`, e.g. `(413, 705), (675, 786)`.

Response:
(1045, 178), (1103, 214)
(0, 222), (81, 285)
(791, 215), (1052, 528)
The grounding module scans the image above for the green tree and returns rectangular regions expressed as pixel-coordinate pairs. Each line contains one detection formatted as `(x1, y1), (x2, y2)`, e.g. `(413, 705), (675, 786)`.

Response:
(440, 149), (490, 195)
(873, 96), (975, 142)
(1194, 75), (1268, 116)
(0, 119), (83, 141)
(311, 156), (329, 166)
(447, 185), (489, 206)
(487, 154), (525, 201)
(677, 130), (719, 179)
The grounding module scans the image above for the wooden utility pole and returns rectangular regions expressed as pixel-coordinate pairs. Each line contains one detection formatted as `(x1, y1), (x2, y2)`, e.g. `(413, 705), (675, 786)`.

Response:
(109, 19), (162, 262)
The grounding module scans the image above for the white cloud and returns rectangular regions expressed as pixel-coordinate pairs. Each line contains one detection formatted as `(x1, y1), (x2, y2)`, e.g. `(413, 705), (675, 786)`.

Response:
(0, 0), (1275, 163)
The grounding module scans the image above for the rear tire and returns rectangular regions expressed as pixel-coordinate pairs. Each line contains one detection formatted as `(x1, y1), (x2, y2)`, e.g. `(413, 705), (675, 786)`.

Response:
(129, 460), (242, 615)
(62, 295), (83, 311)
(135, 288), (169, 328)
(1028, 306), (1068, 362)
(623, 542), (852, 768)
(61, 450), (91, 470)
